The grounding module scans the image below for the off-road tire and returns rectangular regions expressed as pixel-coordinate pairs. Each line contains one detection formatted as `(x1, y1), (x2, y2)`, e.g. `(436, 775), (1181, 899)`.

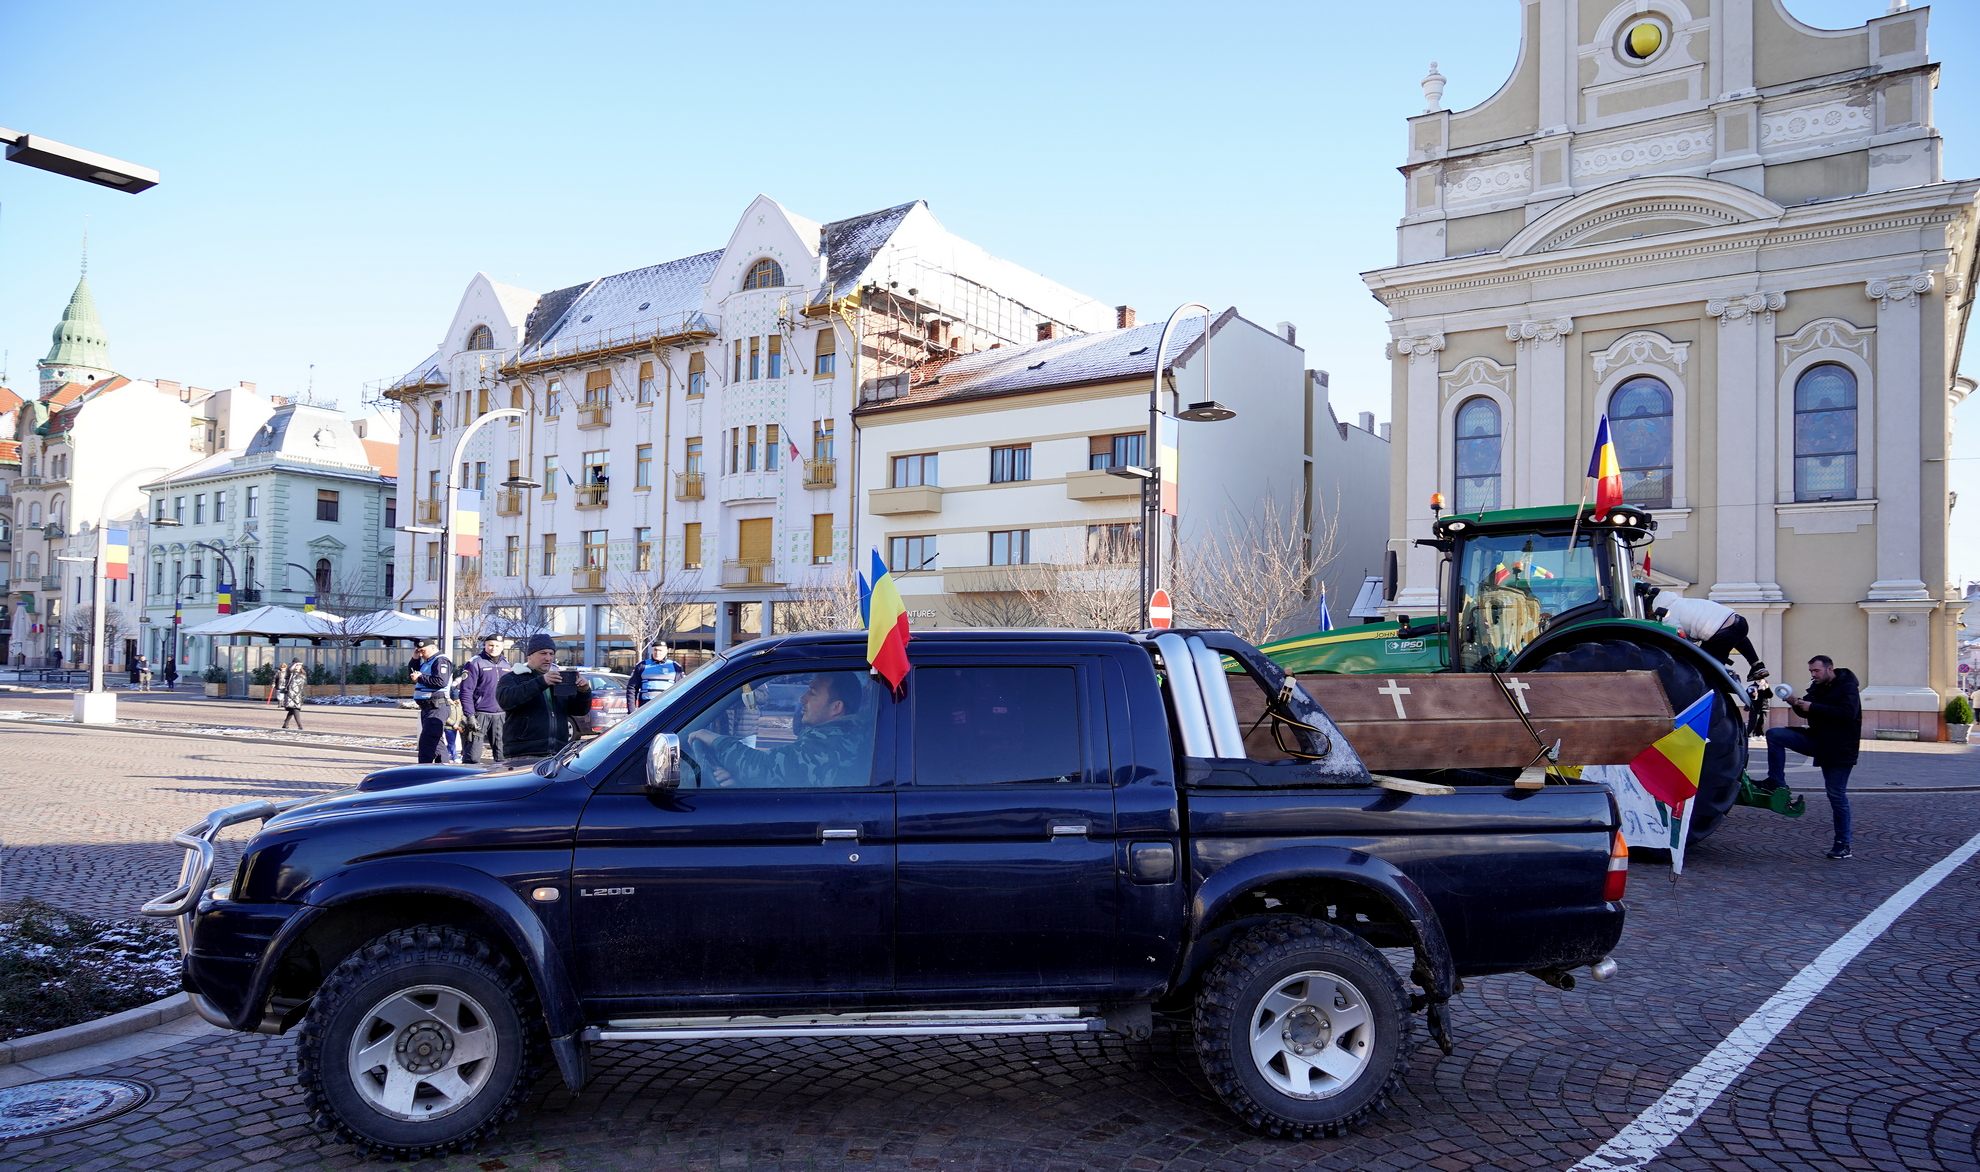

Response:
(296, 925), (544, 1159)
(1194, 918), (1414, 1138)
(1533, 638), (1746, 843)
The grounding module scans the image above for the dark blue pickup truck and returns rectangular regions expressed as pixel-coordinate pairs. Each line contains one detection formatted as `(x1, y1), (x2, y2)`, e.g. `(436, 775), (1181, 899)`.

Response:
(144, 629), (1627, 1157)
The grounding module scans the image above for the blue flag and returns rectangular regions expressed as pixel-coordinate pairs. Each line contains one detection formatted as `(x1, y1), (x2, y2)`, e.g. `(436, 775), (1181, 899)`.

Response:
(1315, 590), (1334, 632)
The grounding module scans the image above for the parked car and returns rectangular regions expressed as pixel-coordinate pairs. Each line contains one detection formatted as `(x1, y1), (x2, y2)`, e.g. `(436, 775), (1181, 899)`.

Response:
(145, 628), (1631, 1157)
(576, 670), (630, 733)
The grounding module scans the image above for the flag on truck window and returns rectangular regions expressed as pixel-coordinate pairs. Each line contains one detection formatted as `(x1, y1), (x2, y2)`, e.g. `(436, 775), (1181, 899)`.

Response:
(860, 549), (911, 696)
(1588, 414), (1623, 516)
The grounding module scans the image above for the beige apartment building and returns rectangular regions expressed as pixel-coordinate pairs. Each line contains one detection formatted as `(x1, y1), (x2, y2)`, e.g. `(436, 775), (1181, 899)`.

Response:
(1375, 0), (1976, 738)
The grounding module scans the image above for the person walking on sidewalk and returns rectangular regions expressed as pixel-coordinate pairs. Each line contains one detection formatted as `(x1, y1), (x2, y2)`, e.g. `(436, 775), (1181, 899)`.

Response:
(408, 637), (455, 764)
(1759, 655), (1862, 859)
(276, 660), (308, 730)
(457, 637), (509, 764)
(136, 656), (153, 692)
(161, 656), (178, 691)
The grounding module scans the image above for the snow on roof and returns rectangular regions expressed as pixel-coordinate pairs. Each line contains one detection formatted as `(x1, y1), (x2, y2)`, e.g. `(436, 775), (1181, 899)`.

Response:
(856, 313), (1215, 414)
(820, 201), (919, 301)
(519, 250), (722, 359)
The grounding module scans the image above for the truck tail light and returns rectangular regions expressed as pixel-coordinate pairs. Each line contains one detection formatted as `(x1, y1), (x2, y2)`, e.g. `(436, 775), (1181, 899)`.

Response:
(1603, 831), (1629, 902)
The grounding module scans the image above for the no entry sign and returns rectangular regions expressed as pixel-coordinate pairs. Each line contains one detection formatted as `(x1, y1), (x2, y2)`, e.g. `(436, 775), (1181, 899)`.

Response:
(1149, 589), (1173, 629)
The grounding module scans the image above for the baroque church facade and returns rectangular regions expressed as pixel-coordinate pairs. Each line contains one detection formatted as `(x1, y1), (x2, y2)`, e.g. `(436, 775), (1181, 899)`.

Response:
(1375, 0), (1976, 738)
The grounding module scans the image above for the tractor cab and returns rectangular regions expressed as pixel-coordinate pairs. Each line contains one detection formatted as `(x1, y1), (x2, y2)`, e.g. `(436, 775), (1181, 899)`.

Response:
(1429, 504), (1657, 672)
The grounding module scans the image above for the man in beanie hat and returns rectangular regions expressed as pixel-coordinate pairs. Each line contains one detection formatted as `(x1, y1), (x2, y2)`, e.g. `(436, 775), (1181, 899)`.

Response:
(496, 633), (593, 761)
(407, 636), (455, 763)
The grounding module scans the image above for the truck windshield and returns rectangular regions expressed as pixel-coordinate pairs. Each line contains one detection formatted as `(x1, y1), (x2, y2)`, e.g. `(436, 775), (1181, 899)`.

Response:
(1454, 530), (1612, 671)
(560, 654), (727, 778)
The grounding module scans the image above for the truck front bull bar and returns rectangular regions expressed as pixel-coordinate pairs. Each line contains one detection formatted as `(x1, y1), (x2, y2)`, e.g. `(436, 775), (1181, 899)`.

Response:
(140, 798), (302, 934)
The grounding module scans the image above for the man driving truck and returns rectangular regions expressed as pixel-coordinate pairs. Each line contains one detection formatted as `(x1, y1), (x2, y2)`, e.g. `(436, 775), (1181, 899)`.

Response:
(685, 671), (865, 787)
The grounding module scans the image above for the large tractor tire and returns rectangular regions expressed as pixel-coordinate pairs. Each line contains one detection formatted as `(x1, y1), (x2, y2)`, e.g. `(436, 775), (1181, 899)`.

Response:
(1531, 639), (1746, 843)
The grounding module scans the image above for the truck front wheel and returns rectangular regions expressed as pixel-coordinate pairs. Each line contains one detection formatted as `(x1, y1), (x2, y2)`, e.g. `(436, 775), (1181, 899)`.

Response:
(1194, 919), (1414, 1137)
(296, 925), (544, 1158)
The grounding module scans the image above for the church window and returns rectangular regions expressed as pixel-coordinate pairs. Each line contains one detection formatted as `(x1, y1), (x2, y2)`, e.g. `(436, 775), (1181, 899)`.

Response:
(1609, 377), (1673, 510)
(1794, 364), (1858, 502)
(1453, 398), (1502, 513)
(465, 324), (494, 351)
(742, 258), (784, 290)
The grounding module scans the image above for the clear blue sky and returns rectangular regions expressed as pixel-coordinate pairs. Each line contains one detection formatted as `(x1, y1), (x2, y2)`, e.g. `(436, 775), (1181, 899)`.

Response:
(3, 1), (1976, 581)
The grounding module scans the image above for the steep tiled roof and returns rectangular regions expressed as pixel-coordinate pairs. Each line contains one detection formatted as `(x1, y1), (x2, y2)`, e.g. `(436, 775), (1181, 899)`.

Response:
(855, 313), (1220, 415)
(518, 251), (723, 359)
(0, 386), (22, 414)
(819, 201), (918, 301)
(0, 439), (20, 465)
(40, 376), (131, 434)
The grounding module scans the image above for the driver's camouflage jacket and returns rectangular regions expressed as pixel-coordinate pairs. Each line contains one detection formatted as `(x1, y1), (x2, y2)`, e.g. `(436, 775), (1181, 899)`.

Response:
(703, 717), (865, 787)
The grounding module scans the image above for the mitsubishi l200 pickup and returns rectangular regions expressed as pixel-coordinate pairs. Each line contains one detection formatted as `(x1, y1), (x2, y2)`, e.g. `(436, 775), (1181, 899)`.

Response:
(145, 628), (1631, 1157)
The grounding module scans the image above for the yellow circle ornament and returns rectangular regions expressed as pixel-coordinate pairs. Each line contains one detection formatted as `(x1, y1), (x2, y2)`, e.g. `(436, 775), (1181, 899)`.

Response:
(1626, 22), (1663, 59)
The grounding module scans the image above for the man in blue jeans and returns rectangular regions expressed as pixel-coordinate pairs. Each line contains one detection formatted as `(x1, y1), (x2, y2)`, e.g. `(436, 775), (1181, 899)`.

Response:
(1760, 655), (1861, 859)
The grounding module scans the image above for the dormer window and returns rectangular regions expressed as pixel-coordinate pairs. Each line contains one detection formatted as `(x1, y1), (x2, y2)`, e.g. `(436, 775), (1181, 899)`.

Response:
(465, 324), (494, 350)
(742, 258), (784, 290)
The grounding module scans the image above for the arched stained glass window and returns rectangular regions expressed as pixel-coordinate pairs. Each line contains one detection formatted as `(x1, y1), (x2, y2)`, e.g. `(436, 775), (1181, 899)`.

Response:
(1794, 363), (1857, 502)
(1609, 376), (1673, 509)
(465, 324), (494, 351)
(742, 258), (784, 290)
(1454, 397), (1502, 513)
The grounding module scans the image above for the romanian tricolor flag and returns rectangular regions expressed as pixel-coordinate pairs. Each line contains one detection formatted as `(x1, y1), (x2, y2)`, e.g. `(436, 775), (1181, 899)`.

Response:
(1588, 414), (1623, 516)
(216, 583), (233, 615)
(860, 549), (911, 695)
(454, 489), (482, 557)
(1631, 692), (1713, 808)
(103, 528), (129, 581)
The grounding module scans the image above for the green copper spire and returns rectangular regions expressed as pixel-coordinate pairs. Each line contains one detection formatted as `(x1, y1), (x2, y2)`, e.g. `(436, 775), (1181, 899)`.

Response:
(44, 276), (109, 370)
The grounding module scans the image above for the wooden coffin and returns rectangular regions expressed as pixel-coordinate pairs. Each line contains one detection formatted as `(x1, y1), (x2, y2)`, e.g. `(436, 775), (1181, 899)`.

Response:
(1296, 671), (1675, 771)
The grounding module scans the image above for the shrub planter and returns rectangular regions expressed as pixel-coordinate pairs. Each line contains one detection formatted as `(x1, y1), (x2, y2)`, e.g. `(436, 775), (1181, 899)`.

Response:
(1952, 724), (1973, 744)
(203, 683), (225, 697)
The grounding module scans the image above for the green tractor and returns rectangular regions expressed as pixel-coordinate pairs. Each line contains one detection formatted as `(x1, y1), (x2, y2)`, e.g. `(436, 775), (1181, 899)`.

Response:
(1262, 503), (1796, 842)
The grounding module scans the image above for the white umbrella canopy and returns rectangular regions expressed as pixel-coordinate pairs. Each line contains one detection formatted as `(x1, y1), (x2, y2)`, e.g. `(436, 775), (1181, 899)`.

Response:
(336, 610), (438, 640)
(180, 604), (343, 637)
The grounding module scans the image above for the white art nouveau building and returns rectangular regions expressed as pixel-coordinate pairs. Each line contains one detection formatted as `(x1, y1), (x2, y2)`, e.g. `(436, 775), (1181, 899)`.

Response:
(384, 197), (1110, 666)
(1374, 0), (1976, 738)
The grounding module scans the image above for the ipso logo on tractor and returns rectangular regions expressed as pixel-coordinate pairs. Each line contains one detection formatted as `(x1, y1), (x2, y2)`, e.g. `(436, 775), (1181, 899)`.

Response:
(1384, 639), (1425, 654)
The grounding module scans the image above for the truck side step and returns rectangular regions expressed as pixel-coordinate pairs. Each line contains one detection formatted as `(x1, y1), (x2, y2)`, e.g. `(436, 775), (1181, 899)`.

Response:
(586, 1007), (1105, 1042)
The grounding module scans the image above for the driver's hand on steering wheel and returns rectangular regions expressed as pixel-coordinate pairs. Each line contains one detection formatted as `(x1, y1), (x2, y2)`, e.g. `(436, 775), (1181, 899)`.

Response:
(685, 729), (717, 749)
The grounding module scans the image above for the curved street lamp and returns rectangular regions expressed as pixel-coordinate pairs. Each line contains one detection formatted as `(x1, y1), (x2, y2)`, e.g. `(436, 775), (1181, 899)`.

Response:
(1127, 304), (1238, 628)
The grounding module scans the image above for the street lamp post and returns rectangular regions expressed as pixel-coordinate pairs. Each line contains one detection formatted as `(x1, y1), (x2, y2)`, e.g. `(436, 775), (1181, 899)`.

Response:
(0, 128), (158, 192)
(1120, 304), (1238, 629)
(435, 409), (526, 663)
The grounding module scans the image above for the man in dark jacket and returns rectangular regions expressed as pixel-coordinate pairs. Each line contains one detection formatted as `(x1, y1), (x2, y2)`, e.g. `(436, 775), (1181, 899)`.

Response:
(457, 637), (509, 763)
(496, 634), (592, 761)
(408, 637), (455, 764)
(1761, 655), (1861, 858)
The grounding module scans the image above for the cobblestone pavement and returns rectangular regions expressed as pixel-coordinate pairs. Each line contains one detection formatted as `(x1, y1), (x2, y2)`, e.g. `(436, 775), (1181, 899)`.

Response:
(2, 726), (1977, 1170)
(0, 690), (418, 739)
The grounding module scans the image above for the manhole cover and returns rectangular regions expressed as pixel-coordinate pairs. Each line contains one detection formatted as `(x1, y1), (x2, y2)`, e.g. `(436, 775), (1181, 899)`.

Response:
(0, 1078), (152, 1139)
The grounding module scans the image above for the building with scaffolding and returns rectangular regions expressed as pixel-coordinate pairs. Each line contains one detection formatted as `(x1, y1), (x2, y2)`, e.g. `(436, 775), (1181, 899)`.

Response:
(376, 196), (1112, 663)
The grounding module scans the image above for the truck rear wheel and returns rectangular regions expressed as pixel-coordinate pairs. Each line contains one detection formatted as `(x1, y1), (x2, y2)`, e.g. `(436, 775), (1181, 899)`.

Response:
(1532, 639), (1746, 842)
(1193, 919), (1413, 1137)
(296, 925), (544, 1159)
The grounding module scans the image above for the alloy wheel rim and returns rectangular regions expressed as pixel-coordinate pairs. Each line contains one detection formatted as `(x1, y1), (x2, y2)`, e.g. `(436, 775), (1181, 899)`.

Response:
(1247, 969), (1373, 1099)
(346, 983), (497, 1121)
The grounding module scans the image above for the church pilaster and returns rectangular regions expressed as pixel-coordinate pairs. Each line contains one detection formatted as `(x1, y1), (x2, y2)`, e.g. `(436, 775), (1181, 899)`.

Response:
(1707, 290), (1787, 607)
(1389, 333), (1446, 613)
(1506, 317), (1572, 506)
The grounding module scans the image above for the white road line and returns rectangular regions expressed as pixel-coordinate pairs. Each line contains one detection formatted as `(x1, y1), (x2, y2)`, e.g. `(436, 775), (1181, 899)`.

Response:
(1569, 829), (1980, 1171)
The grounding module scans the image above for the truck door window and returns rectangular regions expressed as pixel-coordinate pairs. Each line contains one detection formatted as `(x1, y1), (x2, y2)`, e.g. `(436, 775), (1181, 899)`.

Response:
(911, 667), (1081, 785)
(678, 670), (879, 788)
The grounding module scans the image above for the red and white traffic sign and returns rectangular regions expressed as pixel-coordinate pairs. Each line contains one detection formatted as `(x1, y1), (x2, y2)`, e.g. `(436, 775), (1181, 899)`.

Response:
(1149, 589), (1173, 629)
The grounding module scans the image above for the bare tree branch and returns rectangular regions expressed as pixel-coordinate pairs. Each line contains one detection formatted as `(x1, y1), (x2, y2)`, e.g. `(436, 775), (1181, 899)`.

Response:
(606, 574), (709, 653)
(1173, 490), (1337, 645)
(772, 569), (864, 633)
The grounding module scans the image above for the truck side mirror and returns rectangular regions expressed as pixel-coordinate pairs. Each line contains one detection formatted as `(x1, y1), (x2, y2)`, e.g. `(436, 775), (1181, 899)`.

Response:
(646, 732), (682, 791)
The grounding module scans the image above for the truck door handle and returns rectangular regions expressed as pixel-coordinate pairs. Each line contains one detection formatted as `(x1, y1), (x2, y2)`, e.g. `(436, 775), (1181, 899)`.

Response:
(821, 827), (860, 841)
(1049, 822), (1089, 838)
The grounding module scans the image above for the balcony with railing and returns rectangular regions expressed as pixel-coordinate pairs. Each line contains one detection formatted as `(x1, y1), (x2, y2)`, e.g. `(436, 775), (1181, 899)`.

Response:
(804, 458), (837, 489)
(40, 574), (61, 591)
(721, 559), (779, 588)
(495, 490), (524, 516)
(416, 498), (444, 525)
(576, 484), (608, 509)
(578, 403), (611, 429)
(675, 472), (705, 501)
(572, 568), (606, 593)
